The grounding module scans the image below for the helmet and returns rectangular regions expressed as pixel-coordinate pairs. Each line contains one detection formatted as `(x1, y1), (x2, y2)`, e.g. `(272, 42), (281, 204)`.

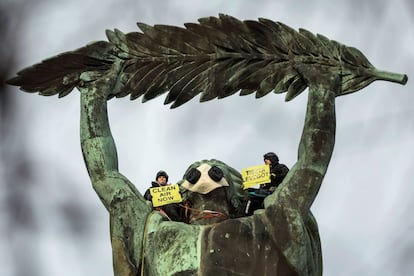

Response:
(156, 170), (169, 182)
(263, 152), (279, 164)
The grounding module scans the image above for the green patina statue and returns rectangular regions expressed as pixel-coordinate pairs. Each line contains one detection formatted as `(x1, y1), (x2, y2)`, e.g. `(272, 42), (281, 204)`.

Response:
(7, 14), (407, 276)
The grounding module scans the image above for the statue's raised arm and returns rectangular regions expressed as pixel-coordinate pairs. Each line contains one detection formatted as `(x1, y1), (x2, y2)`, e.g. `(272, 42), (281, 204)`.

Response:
(80, 60), (152, 274)
(7, 14), (407, 276)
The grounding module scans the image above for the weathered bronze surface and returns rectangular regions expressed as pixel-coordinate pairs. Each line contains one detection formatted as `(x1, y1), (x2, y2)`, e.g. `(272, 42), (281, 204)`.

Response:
(7, 14), (407, 276)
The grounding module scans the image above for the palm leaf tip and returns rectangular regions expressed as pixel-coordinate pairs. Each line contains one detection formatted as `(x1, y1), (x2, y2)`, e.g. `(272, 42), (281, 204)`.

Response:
(5, 76), (20, 86)
(373, 69), (408, 85)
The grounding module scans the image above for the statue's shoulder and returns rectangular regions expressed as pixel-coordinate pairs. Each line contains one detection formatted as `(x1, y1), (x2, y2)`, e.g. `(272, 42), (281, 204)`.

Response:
(144, 212), (202, 274)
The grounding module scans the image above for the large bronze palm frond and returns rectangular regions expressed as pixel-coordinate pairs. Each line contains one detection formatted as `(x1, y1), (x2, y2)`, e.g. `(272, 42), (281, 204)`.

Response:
(7, 14), (407, 108)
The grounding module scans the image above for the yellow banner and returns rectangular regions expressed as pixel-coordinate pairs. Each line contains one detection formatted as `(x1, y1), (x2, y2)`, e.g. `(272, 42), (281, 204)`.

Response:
(150, 184), (182, 207)
(241, 165), (270, 189)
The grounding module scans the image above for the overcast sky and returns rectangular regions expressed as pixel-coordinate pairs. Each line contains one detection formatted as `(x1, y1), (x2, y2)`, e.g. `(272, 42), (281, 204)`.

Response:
(1, 0), (413, 275)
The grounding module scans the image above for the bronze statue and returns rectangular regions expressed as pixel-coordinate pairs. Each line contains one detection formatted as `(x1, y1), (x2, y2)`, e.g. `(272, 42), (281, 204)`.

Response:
(7, 14), (407, 276)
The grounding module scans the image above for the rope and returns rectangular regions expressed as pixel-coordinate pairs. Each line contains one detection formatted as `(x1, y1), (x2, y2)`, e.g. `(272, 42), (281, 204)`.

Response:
(140, 211), (155, 276)
(178, 203), (229, 223)
(157, 207), (172, 221)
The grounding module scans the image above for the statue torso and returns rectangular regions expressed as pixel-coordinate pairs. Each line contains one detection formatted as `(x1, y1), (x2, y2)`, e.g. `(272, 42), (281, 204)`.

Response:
(143, 211), (297, 276)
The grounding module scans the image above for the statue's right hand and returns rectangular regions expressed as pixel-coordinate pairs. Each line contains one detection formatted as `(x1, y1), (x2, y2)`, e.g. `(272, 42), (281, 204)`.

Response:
(296, 66), (342, 95)
(78, 59), (125, 99)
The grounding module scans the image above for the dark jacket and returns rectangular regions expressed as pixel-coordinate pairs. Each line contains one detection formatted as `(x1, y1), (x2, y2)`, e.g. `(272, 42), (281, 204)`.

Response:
(144, 181), (184, 222)
(262, 163), (289, 190)
(144, 181), (160, 201)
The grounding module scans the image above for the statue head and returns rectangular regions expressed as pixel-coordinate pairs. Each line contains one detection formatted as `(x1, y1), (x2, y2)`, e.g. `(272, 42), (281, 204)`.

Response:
(179, 159), (247, 224)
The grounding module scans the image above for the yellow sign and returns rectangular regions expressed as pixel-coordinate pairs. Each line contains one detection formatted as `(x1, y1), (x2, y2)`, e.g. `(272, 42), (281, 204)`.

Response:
(150, 184), (182, 207)
(241, 165), (270, 189)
